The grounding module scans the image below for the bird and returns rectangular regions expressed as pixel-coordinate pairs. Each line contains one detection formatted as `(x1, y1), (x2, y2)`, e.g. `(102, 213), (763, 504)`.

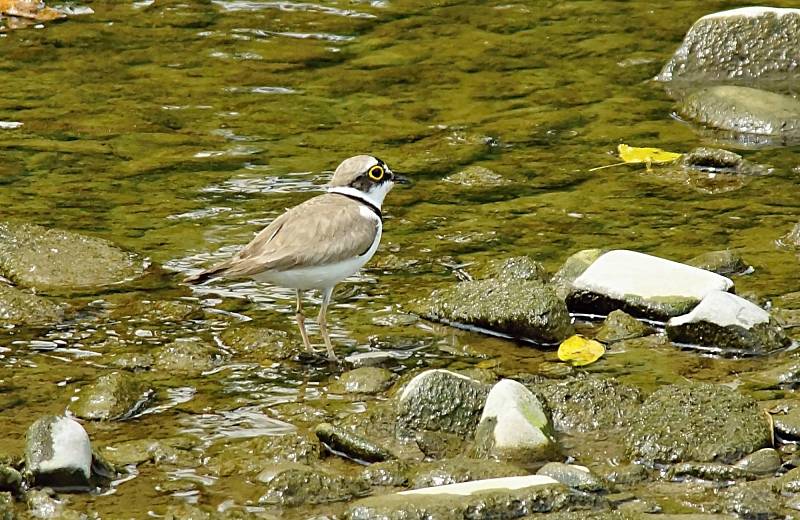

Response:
(186, 155), (407, 361)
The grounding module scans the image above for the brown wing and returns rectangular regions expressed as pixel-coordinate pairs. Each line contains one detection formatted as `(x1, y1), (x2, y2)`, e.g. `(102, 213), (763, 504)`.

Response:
(188, 194), (379, 282)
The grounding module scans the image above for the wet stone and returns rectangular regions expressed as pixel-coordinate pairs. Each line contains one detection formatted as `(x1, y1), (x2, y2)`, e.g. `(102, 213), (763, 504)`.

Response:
(473, 379), (557, 461)
(219, 324), (293, 360)
(0, 221), (144, 294)
(536, 463), (607, 492)
(329, 367), (395, 394)
(345, 351), (404, 368)
(626, 382), (771, 464)
(361, 459), (413, 487)
(315, 422), (396, 463)
(742, 358), (800, 390)
(666, 462), (757, 482)
(686, 249), (751, 276)
(153, 338), (220, 373)
(109, 352), (154, 371)
(600, 463), (648, 485)
(773, 408), (800, 440)
(0, 492), (11, 520)
(734, 448), (782, 476)
(257, 462), (370, 507)
(208, 434), (320, 477)
(443, 165), (510, 187)
(530, 377), (642, 433)
(551, 249), (606, 300)
(472, 256), (549, 283)
(102, 437), (197, 467)
(414, 430), (465, 460)
(410, 458), (528, 489)
(415, 277), (574, 344)
(25, 416), (92, 489)
(0, 465), (21, 493)
(0, 284), (64, 326)
(396, 369), (489, 438)
(70, 371), (154, 421)
(781, 467), (800, 494)
(679, 86), (800, 137)
(680, 148), (769, 178)
(720, 479), (784, 519)
(666, 290), (790, 355)
(567, 250), (734, 320)
(656, 7), (800, 84)
(25, 488), (85, 520)
(595, 310), (651, 343)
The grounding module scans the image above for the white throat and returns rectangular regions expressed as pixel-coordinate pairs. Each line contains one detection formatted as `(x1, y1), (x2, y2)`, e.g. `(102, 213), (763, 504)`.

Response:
(328, 182), (393, 209)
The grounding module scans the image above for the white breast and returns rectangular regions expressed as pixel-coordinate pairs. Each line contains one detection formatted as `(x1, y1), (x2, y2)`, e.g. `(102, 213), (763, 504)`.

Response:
(252, 218), (383, 291)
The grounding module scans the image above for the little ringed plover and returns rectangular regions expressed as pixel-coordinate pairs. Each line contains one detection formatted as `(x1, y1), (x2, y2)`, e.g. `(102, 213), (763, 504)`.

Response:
(186, 155), (407, 361)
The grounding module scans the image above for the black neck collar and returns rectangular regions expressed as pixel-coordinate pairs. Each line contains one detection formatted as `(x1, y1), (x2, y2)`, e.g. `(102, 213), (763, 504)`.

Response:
(331, 191), (382, 220)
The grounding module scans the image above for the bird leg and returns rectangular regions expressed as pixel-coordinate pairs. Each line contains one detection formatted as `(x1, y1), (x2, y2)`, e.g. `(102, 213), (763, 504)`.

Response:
(317, 287), (338, 362)
(294, 289), (313, 354)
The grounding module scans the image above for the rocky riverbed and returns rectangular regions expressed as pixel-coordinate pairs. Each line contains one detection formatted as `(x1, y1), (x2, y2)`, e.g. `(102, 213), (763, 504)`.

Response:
(0, 1), (799, 519)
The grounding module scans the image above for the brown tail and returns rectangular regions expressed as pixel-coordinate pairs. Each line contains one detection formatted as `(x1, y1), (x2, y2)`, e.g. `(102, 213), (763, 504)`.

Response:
(185, 264), (227, 285)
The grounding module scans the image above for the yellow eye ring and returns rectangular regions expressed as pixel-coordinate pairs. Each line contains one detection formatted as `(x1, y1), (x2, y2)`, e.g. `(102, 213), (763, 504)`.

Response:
(368, 165), (385, 181)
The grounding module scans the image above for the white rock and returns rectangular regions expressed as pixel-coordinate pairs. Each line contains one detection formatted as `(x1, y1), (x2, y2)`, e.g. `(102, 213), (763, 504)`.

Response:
(479, 379), (553, 457)
(26, 415), (92, 485)
(573, 250), (733, 301)
(399, 475), (558, 496)
(704, 7), (800, 19)
(668, 290), (769, 328)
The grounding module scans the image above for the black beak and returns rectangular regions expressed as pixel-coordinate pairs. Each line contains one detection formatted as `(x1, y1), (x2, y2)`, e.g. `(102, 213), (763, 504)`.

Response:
(392, 173), (411, 185)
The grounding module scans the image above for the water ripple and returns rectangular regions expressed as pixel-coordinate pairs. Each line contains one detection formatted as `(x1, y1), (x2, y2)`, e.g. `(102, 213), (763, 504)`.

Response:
(212, 0), (377, 18)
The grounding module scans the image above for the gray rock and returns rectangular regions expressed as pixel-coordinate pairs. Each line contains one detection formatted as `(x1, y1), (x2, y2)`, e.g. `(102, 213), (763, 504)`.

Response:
(0, 465), (21, 493)
(0, 221), (143, 294)
(567, 250), (733, 320)
(473, 379), (557, 461)
(25, 488), (85, 519)
(396, 369), (489, 437)
(257, 462), (369, 507)
(537, 463), (607, 492)
(472, 256), (548, 283)
(595, 310), (651, 343)
(656, 7), (800, 84)
(415, 277), (573, 344)
(530, 377), (642, 433)
(626, 383), (771, 464)
(346, 477), (601, 520)
(0, 284), (64, 326)
(410, 458), (529, 489)
(686, 249), (751, 276)
(25, 416), (92, 489)
(153, 338), (220, 373)
(218, 324), (293, 360)
(551, 249), (605, 300)
(734, 448), (782, 476)
(361, 459), (413, 487)
(666, 290), (790, 355)
(314, 422), (395, 463)
(329, 367), (395, 394)
(70, 371), (153, 421)
(679, 86), (800, 137)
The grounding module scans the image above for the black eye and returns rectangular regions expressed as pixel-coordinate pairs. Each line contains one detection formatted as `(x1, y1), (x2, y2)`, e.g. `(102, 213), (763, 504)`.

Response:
(367, 165), (385, 181)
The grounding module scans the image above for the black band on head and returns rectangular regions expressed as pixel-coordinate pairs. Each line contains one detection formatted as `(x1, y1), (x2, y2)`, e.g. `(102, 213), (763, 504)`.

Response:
(331, 192), (382, 220)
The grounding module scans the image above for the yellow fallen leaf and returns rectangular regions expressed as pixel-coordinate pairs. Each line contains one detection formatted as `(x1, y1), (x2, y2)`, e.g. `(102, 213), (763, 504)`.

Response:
(617, 144), (682, 166)
(0, 0), (65, 21)
(557, 335), (605, 366)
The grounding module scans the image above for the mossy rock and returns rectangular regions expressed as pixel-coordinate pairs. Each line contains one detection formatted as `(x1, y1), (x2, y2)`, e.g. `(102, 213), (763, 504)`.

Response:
(0, 284), (64, 326)
(626, 382), (771, 464)
(0, 221), (144, 294)
(257, 462), (370, 507)
(70, 371), (154, 421)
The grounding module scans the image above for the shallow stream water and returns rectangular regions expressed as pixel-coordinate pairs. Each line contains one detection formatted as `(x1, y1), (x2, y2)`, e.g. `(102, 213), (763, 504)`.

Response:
(0, 0), (799, 517)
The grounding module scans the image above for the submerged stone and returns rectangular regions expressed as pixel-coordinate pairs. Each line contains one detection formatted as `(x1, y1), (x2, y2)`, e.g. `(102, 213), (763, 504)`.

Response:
(219, 324), (293, 360)
(656, 7), (800, 84)
(536, 463), (607, 492)
(101, 437), (197, 467)
(396, 369), (488, 438)
(414, 430), (466, 460)
(443, 165), (510, 187)
(25, 489), (83, 520)
(679, 86), (800, 137)
(207, 434), (320, 477)
(720, 479), (785, 519)
(666, 290), (790, 355)
(257, 462), (369, 507)
(0, 492), (11, 520)
(0, 465), (21, 493)
(551, 249), (605, 300)
(474, 379), (557, 461)
(153, 338), (220, 373)
(595, 310), (651, 343)
(472, 256), (548, 283)
(25, 416), (92, 489)
(329, 367), (394, 394)
(346, 477), (600, 520)
(666, 462), (757, 482)
(70, 371), (154, 421)
(314, 422), (395, 463)
(361, 459), (413, 487)
(733, 448), (782, 476)
(626, 383), (771, 464)
(0, 284), (64, 326)
(567, 250), (734, 320)
(0, 221), (144, 294)
(416, 278), (573, 344)
(685, 249), (751, 276)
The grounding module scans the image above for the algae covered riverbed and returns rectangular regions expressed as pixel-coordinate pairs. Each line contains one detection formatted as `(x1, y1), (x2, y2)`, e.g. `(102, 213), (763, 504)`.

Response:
(0, 0), (799, 518)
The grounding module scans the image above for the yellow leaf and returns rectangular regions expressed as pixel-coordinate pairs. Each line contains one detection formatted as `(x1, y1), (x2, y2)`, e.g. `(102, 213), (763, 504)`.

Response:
(557, 335), (605, 366)
(617, 144), (682, 166)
